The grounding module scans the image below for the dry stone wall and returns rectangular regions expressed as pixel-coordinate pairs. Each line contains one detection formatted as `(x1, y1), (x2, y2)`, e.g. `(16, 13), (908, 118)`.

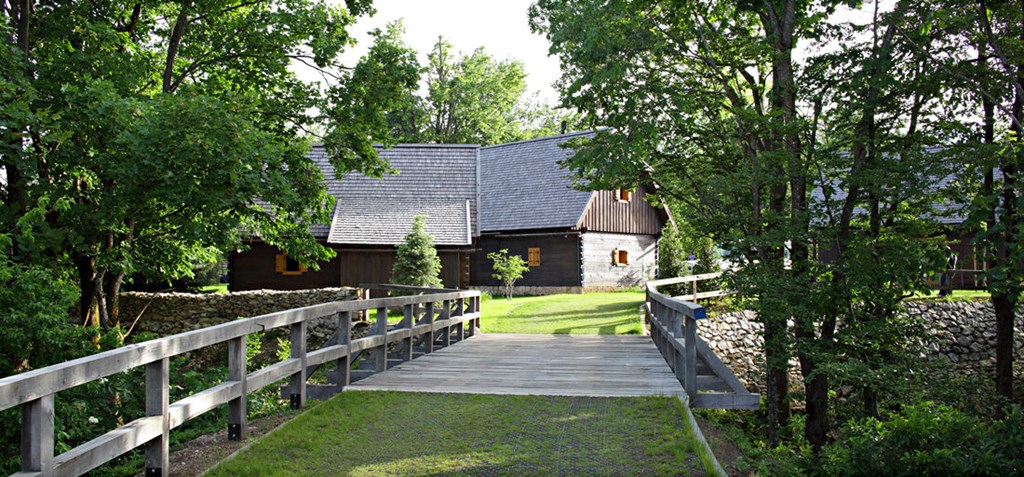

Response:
(120, 288), (359, 343)
(696, 301), (1024, 393)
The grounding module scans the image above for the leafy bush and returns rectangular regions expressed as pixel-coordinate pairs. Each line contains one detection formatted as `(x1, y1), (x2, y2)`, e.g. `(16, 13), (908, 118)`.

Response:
(390, 215), (443, 287)
(487, 249), (529, 299)
(823, 402), (1024, 477)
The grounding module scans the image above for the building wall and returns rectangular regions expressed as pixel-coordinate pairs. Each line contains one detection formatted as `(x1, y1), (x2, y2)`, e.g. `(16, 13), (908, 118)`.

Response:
(580, 233), (658, 287)
(578, 187), (664, 235)
(230, 242), (341, 291)
(231, 242), (466, 291)
(471, 233), (582, 287)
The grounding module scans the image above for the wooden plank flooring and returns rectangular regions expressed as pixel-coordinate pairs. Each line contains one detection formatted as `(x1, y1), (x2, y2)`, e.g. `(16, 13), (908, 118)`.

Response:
(345, 333), (685, 397)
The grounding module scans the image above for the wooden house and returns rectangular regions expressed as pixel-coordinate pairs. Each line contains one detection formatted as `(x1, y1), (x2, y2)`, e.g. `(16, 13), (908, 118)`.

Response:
(470, 132), (672, 292)
(229, 144), (479, 290)
(230, 132), (671, 292)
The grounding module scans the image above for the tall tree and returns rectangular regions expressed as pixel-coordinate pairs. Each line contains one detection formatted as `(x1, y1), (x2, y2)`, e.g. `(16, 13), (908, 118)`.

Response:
(531, 0), (950, 450)
(0, 2), (419, 328)
(388, 36), (576, 145)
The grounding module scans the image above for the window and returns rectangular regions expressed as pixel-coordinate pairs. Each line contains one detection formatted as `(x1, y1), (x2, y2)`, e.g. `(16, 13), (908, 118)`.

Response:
(528, 247), (541, 267)
(612, 249), (629, 266)
(275, 253), (307, 276)
(615, 188), (632, 202)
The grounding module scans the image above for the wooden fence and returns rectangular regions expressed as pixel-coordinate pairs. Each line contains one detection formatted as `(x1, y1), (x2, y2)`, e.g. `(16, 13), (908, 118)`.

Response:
(645, 275), (759, 409)
(0, 288), (481, 477)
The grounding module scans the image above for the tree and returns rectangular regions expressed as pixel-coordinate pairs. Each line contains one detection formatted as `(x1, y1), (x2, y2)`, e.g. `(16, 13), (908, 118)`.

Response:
(390, 216), (443, 288)
(387, 36), (580, 145)
(0, 3), (419, 329)
(532, 0), (951, 450)
(488, 249), (529, 300)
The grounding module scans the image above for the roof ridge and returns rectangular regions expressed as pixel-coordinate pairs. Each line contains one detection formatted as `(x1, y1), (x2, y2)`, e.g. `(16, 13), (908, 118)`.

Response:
(479, 130), (594, 150)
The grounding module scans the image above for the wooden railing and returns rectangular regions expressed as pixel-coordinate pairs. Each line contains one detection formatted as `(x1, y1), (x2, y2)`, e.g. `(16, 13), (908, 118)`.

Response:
(645, 277), (759, 409)
(655, 272), (733, 302)
(0, 288), (481, 477)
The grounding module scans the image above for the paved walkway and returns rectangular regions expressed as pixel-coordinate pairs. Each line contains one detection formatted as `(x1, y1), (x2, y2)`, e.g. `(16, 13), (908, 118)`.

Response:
(345, 333), (686, 397)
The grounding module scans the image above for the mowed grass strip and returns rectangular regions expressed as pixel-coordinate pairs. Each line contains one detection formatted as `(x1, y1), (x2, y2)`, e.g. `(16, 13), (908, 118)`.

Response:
(205, 391), (708, 477)
(480, 291), (645, 335)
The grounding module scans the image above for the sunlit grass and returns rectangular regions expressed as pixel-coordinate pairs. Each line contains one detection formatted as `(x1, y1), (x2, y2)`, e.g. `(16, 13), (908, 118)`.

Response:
(206, 391), (708, 477)
(480, 292), (645, 335)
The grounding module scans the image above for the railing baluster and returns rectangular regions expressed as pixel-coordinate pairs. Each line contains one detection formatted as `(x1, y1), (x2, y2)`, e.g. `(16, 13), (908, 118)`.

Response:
(440, 300), (451, 347)
(402, 304), (414, 361)
(227, 336), (247, 441)
(335, 311), (352, 393)
(21, 395), (54, 474)
(683, 314), (697, 397)
(289, 321), (308, 409)
(424, 302), (435, 353)
(145, 358), (169, 476)
(375, 307), (388, 372)
(455, 298), (465, 341)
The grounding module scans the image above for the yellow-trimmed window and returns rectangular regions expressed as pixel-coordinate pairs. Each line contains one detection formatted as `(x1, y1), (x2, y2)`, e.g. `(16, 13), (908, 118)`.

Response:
(612, 249), (629, 266)
(275, 253), (307, 276)
(528, 247), (541, 267)
(614, 188), (632, 202)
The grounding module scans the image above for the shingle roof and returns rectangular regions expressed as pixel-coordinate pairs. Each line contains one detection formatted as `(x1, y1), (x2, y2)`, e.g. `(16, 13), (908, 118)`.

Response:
(309, 144), (479, 245)
(479, 132), (596, 232)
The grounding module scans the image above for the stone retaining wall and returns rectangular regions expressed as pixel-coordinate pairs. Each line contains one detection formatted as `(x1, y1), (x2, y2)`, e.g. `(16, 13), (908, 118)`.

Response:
(120, 288), (359, 343)
(696, 301), (1024, 392)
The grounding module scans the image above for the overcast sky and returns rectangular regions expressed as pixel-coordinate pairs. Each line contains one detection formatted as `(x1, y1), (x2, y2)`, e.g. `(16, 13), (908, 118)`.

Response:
(333, 0), (562, 104)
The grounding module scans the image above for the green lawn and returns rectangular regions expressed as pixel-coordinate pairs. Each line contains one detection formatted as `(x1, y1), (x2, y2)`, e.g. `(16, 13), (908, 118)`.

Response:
(480, 291), (645, 335)
(206, 391), (711, 477)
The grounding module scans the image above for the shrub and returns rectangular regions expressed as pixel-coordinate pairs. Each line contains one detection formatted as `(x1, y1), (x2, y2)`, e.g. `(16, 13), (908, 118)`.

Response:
(823, 402), (1024, 477)
(390, 215), (442, 287)
(488, 249), (529, 299)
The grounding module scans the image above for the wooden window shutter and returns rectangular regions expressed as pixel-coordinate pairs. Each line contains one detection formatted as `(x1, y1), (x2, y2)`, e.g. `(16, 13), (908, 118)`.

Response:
(528, 247), (541, 267)
(275, 253), (286, 273)
(612, 248), (619, 265)
(619, 250), (629, 265)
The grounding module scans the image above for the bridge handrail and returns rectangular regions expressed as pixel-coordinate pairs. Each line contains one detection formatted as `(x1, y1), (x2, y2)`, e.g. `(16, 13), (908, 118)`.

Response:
(2, 288), (481, 477)
(645, 281), (704, 399)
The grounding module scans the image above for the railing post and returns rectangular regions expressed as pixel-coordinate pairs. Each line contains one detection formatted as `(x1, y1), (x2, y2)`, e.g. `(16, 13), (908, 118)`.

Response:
(21, 395), (54, 475)
(227, 336), (247, 441)
(145, 358), (169, 476)
(375, 307), (388, 372)
(289, 321), (307, 409)
(423, 302), (435, 353)
(335, 311), (351, 392)
(402, 304), (414, 361)
(673, 310), (685, 377)
(683, 315), (697, 397)
(454, 298), (465, 341)
(465, 296), (477, 337)
(441, 300), (452, 347)
(692, 279), (698, 301)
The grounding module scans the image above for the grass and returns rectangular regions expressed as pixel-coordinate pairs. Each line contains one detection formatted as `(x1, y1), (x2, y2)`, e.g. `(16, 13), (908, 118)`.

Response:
(206, 391), (710, 477)
(200, 283), (229, 294)
(480, 291), (645, 335)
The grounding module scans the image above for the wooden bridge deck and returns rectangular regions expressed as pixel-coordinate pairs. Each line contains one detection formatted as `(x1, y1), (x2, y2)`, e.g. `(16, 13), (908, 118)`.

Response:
(346, 333), (686, 397)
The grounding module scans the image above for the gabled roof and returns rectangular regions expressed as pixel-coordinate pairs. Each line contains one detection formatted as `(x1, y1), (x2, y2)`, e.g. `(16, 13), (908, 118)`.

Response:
(479, 132), (596, 232)
(309, 144), (479, 246)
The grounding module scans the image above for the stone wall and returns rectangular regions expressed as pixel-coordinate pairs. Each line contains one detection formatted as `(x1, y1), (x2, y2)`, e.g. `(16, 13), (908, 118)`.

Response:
(694, 300), (1024, 392)
(120, 288), (359, 343)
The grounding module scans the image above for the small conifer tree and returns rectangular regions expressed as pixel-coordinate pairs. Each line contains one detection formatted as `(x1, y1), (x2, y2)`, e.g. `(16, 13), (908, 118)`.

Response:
(390, 215), (443, 287)
(488, 249), (529, 300)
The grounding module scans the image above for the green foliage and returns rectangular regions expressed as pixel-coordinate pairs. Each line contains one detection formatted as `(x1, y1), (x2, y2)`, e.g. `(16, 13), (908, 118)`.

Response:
(387, 36), (580, 145)
(823, 403), (1024, 477)
(657, 224), (722, 296)
(390, 216), (443, 288)
(0, 1), (420, 328)
(487, 249), (529, 300)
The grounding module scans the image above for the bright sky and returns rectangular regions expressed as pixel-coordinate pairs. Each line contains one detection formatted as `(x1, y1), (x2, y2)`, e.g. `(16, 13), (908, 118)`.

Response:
(333, 0), (562, 104)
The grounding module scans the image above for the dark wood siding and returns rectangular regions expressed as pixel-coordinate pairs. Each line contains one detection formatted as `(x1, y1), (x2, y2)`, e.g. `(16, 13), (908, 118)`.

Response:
(231, 243), (466, 291)
(578, 187), (665, 235)
(230, 242), (341, 291)
(471, 233), (582, 287)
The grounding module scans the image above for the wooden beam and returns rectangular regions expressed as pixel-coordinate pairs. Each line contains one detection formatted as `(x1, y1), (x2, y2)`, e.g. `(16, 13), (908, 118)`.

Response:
(227, 337), (247, 441)
(289, 321), (307, 409)
(144, 358), (169, 476)
(20, 395), (53, 475)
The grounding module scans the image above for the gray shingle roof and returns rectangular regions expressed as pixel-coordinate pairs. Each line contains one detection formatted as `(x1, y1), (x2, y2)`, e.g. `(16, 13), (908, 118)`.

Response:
(479, 132), (595, 232)
(309, 144), (478, 245)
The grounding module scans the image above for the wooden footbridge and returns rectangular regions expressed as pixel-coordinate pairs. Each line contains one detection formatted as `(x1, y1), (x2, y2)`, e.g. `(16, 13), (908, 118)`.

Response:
(0, 280), (757, 476)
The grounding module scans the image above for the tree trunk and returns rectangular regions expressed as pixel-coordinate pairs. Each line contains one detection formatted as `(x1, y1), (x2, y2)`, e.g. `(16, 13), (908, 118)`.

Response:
(993, 292), (1016, 400)
(76, 257), (101, 328)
